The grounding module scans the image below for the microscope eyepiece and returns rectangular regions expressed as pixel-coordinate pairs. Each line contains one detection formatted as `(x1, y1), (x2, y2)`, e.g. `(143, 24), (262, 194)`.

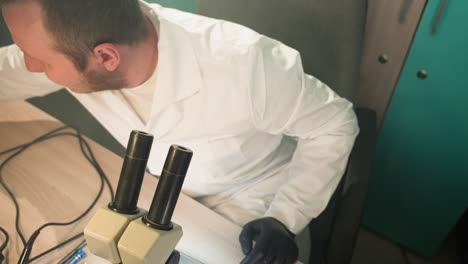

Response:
(109, 130), (154, 214)
(125, 131), (153, 159)
(144, 145), (192, 230)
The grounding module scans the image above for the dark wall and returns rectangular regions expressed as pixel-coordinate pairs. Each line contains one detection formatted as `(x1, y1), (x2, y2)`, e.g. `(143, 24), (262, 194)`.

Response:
(197, 0), (367, 101)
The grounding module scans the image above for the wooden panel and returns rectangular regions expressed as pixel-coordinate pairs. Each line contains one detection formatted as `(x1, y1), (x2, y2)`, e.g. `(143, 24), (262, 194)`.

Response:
(357, 0), (427, 129)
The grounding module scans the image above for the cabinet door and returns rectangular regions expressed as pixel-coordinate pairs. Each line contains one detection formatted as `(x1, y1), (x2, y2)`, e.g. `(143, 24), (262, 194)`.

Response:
(357, 0), (427, 129)
(146, 0), (195, 12)
(363, 0), (468, 256)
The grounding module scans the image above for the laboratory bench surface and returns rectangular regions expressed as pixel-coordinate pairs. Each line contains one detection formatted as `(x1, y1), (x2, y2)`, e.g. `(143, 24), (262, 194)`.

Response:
(0, 100), (246, 264)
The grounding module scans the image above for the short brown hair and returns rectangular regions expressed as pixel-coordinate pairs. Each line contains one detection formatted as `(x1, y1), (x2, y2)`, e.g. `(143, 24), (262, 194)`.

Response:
(1, 0), (148, 71)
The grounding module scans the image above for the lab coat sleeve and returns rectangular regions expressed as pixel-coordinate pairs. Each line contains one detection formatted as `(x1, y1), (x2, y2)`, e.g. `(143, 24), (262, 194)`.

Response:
(0, 44), (62, 100)
(245, 36), (359, 234)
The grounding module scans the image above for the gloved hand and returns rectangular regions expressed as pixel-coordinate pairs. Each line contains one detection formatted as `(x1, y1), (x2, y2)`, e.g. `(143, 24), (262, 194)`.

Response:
(165, 250), (180, 264)
(239, 217), (298, 264)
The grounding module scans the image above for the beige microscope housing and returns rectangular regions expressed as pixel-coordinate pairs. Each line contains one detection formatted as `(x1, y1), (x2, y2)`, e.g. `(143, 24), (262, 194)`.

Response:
(115, 144), (192, 264)
(84, 207), (147, 263)
(118, 219), (182, 264)
(83, 131), (192, 264)
(84, 131), (154, 263)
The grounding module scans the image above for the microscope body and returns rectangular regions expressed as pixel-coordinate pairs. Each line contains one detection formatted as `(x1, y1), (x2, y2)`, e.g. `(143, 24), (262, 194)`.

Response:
(83, 131), (192, 264)
(84, 207), (147, 263)
(118, 219), (182, 264)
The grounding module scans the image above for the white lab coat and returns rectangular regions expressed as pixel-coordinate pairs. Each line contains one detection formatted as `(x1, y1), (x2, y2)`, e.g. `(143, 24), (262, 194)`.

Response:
(0, 1), (358, 234)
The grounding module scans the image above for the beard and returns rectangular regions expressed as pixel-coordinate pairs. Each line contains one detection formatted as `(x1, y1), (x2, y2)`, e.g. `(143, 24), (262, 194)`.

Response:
(76, 68), (129, 93)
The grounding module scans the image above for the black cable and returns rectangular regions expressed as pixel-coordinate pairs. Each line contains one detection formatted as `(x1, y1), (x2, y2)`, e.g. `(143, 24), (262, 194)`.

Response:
(0, 226), (8, 252)
(17, 230), (40, 264)
(0, 125), (114, 263)
(0, 130), (84, 245)
(11, 129), (109, 262)
(28, 234), (83, 262)
(0, 126), (69, 156)
(0, 127), (78, 245)
(0, 225), (8, 264)
(76, 130), (115, 200)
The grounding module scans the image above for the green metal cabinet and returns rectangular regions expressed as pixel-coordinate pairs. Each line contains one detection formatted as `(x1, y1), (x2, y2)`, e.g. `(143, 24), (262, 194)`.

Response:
(146, 0), (195, 12)
(363, 0), (468, 256)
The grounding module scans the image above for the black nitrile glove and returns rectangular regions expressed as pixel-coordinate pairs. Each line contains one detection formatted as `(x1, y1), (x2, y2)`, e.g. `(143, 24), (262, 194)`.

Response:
(239, 217), (298, 264)
(166, 250), (180, 264)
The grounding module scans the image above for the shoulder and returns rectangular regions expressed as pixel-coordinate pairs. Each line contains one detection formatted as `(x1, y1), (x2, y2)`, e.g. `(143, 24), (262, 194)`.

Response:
(150, 3), (264, 59)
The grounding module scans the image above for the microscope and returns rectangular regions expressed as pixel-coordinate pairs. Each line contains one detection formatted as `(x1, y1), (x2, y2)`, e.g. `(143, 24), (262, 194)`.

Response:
(84, 131), (192, 264)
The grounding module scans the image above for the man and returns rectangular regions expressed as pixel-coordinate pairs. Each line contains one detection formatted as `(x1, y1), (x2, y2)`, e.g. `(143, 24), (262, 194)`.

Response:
(0, 0), (358, 263)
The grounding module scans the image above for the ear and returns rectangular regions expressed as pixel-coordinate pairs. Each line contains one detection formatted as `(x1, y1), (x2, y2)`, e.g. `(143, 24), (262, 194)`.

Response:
(93, 43), (121, 71)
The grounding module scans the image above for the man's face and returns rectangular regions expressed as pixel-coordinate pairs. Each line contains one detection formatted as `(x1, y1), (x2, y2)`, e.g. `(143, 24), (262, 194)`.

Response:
(2, 1), (127, 93)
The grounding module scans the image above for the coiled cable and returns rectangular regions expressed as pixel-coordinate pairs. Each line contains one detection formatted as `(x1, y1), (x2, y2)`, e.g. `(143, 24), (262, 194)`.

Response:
(0, 125), (114, 263)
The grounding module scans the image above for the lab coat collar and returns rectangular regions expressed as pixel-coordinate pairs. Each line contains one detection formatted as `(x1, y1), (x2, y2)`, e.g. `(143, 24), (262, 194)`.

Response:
(142, 2), (203, 138)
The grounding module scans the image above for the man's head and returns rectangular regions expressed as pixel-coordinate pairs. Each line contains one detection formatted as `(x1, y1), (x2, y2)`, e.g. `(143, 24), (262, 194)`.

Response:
(1, 0), (149, 92)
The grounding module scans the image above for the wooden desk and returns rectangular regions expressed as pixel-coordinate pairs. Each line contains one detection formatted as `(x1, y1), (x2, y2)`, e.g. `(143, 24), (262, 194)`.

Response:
(0, 100), (245, 264)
